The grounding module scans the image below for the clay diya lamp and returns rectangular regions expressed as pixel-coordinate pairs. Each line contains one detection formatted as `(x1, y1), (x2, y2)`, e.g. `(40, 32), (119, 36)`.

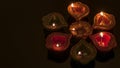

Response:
(93, 11), (116, 30)
(42, 12), (68, 30)
(67, 2), (90, 20)
(69, 21), (93, 39)
(90, 32), (117, 52)
(46, 32), (72, 52)
(70, 39), (97, 64)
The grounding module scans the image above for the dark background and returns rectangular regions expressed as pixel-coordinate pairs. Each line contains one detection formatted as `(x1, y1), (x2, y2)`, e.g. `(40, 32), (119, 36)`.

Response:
(0, 0), (120, 68)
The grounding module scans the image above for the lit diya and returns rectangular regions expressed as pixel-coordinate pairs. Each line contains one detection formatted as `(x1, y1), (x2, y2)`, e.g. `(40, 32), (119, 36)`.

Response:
(93, 11), (116, 30)
(70, 39), (97, 64)
(42, 12), (68, 30)
(90, 32), (117, 52)
(69, 21), (93, 39)
(46, 32), (72, 52)
(67, 2), (90, 20)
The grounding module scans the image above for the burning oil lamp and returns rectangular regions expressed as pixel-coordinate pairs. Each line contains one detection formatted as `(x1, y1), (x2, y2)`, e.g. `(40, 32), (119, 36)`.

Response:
(67, 2), (90, 20)
(90, 32), (117, 52)
(69, 21), (93, 39)
(46, 32), (72, 52)
(93, 11), (116, 30)
(70, 39), (97, 64)
(42, 12), (68, 30)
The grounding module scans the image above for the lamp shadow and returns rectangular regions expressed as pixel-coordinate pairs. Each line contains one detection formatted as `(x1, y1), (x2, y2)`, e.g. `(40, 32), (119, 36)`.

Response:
(70, 59), (95, 68)
(95, 50), (115, 62)
(47, 49), (69, 63)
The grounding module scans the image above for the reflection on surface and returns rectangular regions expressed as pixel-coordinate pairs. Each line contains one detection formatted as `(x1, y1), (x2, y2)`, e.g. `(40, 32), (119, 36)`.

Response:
(96, 50), (114, 62)
(47, 49), (69, 63)
(70, 59), (95, 68)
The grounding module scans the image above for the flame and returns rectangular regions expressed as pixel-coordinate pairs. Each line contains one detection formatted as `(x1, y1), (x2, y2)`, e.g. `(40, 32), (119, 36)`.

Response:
(56, 43), (60, 47)
(78, 51), (82, 55)
(71, 3), (74, 7)
(100, 32), (103, 37)
(72, 28), (75, 30)
(52, 23), (55, 26)
(100, 11), (104, 16)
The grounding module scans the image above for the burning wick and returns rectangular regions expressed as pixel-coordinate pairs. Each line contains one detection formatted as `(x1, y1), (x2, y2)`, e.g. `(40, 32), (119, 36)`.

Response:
(72, 28), (75, 31)
(71, 3), (75, 12)
(99, 11), (105, 25)
(56, 43), (60, 47)
(52, 23), (56, 26)
(100, 32), (104, 46)
(100, 32), (103, 37)
(78, 51), (82, 56)
(71, 3), (74, 7)
(100, 11), (104, 16)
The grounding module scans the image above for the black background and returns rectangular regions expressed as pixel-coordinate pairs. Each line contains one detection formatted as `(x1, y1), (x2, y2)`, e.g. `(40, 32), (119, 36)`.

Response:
(0, 0), (120, 68)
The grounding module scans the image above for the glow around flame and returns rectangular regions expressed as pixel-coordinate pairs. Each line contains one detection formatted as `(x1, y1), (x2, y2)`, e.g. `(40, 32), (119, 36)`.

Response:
(72, 28), (75, 30)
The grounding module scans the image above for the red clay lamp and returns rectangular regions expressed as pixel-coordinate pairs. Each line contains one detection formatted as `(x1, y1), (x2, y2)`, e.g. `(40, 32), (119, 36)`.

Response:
(90, 32), (117, 52)
(46, 32), (72, 52)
